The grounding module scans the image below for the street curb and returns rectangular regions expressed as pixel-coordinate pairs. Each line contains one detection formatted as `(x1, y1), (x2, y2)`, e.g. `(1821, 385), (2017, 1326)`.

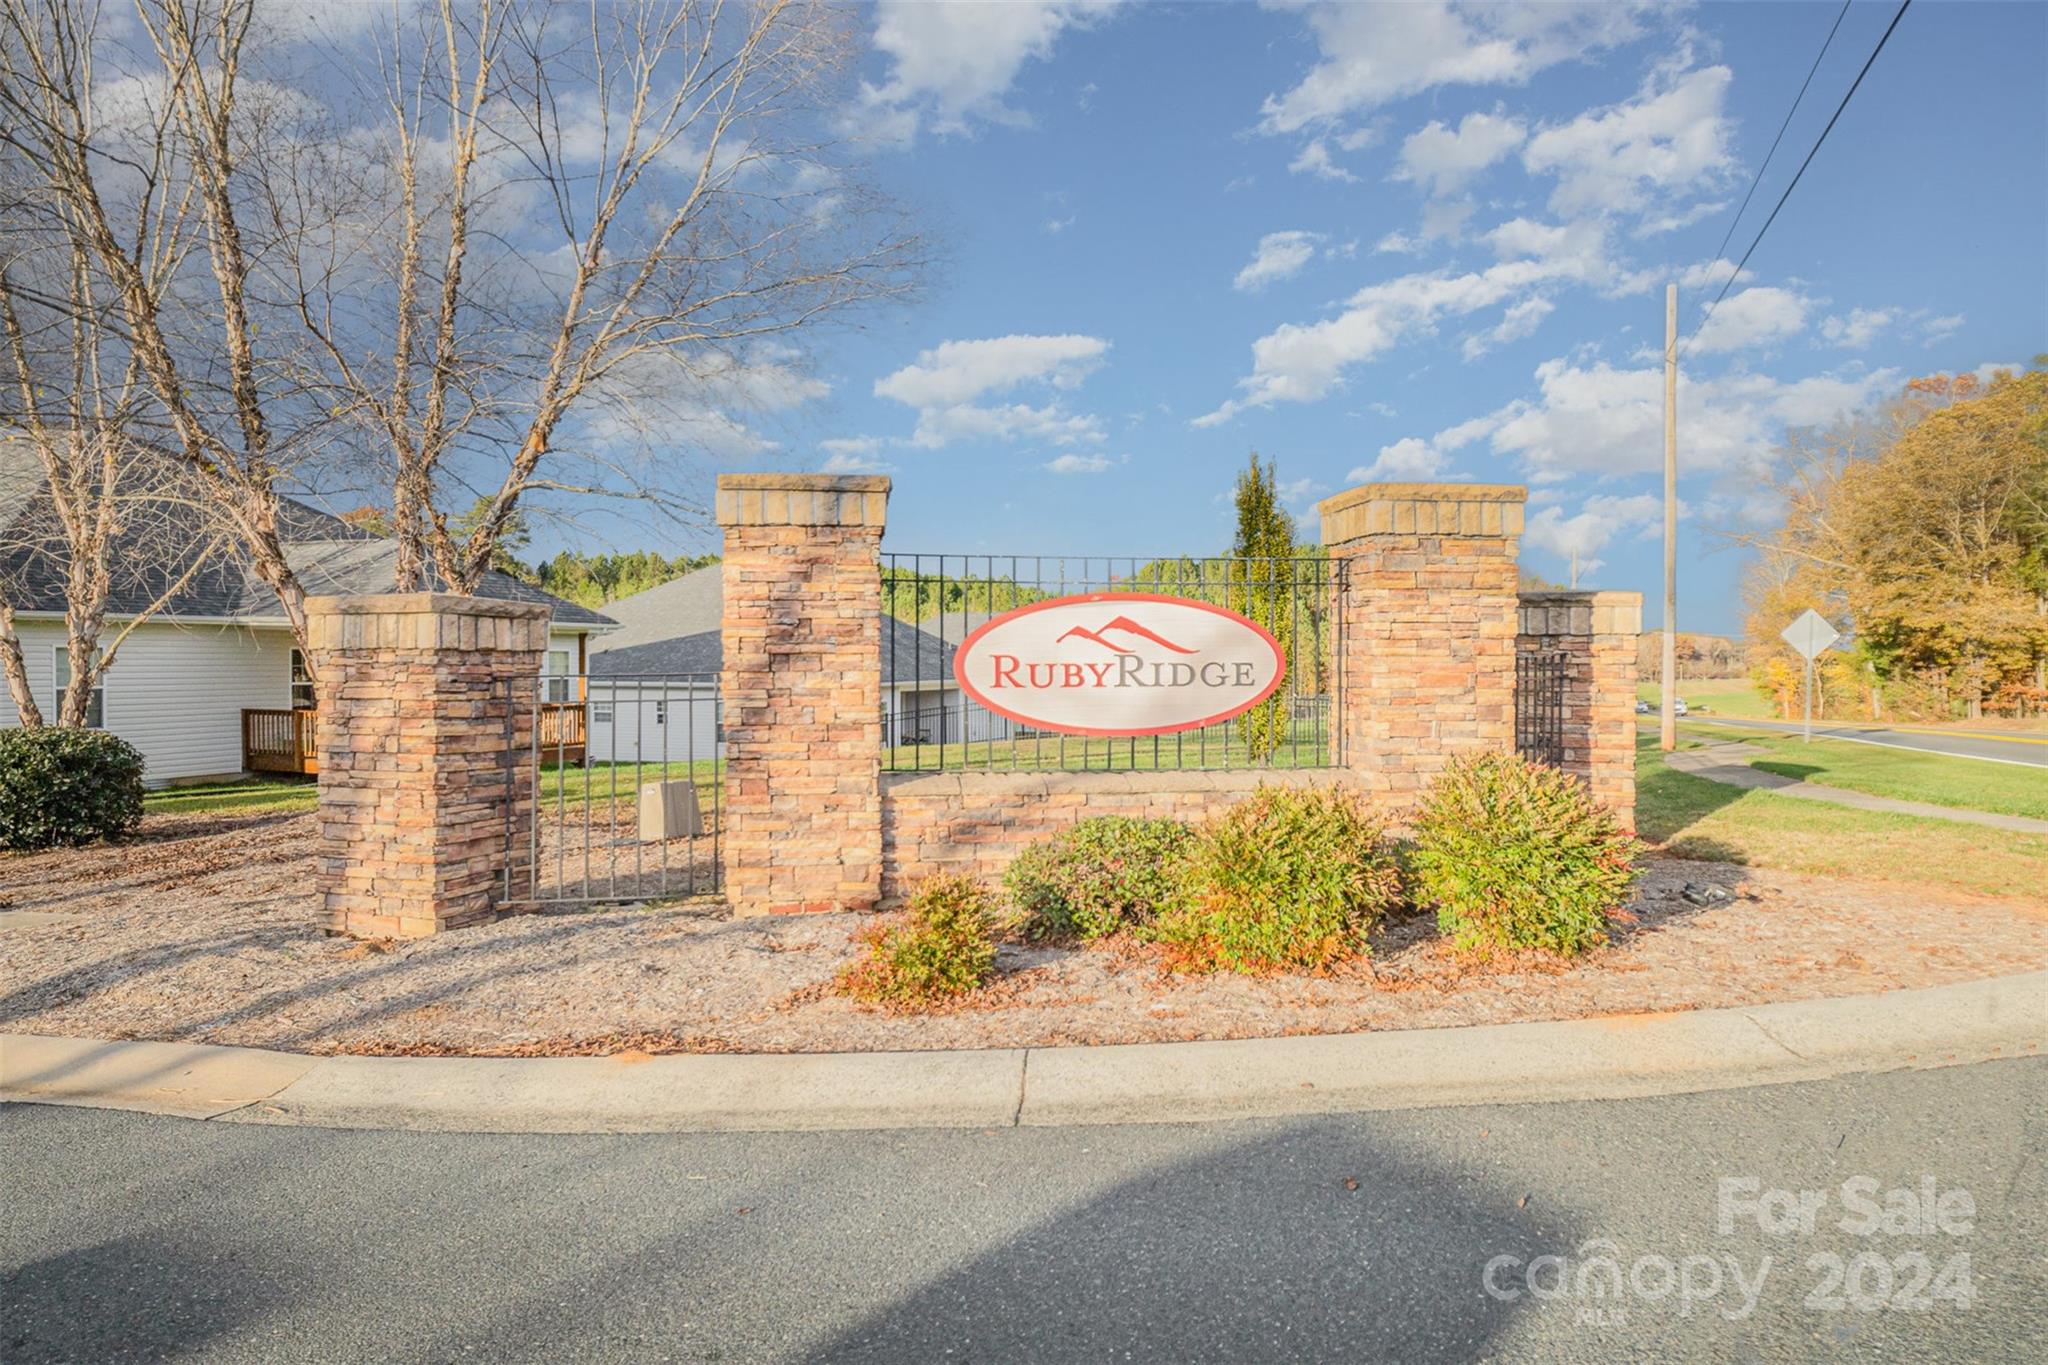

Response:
(3, 973), (2042, 1133)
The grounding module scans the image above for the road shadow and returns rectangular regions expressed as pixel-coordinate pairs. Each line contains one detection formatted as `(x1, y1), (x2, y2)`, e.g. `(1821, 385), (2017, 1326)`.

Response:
(807, 1121), (1572, 1363)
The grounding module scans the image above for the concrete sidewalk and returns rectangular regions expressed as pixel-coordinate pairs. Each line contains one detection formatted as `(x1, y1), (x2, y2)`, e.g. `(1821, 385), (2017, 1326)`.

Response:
(1664, 741), (2048, 834)
(5, 972), (2041, 1133)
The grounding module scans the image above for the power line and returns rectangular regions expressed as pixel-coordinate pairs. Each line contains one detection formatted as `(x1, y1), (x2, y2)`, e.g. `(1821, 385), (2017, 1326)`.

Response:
(1682, 0), (1913, 357)
(1701, 0), (1853, 275)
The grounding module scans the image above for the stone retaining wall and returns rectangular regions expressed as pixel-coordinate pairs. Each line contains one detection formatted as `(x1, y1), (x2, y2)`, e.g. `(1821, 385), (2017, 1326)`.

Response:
(881, 768), (1348, 903)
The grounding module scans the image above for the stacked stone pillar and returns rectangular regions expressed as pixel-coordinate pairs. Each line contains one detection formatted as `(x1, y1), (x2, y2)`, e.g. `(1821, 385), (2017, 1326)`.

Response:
(307, 593), (545, 938)
(717, 473), (889, 916)
(1318, 482), (1527, 805)
(1517, 590), (1643, 821)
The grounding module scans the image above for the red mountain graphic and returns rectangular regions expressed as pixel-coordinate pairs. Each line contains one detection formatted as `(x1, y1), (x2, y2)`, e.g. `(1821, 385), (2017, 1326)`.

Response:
(1057, 616), (1196, 655)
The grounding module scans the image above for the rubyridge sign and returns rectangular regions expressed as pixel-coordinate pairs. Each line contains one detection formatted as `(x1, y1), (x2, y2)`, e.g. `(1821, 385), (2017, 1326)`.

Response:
(952, 594), (1287, 737)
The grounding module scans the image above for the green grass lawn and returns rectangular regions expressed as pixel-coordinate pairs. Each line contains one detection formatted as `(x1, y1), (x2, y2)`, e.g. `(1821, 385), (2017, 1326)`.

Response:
(1636, 678), (1775, 719)
(1681, 721), (2048, 822)
(537, 760), (723, 810)
(1634, 733), (2048, 899)
(143, 777), (317, 817)
(885, 724), (1334, 773)
(143, 762), (727, 820)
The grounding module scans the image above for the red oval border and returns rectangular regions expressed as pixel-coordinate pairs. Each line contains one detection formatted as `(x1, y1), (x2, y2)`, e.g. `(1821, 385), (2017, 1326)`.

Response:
(950, 592), (1289, 738)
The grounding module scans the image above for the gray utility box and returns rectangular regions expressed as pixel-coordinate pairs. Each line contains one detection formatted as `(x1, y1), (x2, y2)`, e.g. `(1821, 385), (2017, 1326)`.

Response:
(638, 780), (705, 842)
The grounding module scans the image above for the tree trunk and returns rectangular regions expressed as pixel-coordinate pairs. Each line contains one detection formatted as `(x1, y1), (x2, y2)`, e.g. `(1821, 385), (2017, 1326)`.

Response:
(0, 606), (44, 727)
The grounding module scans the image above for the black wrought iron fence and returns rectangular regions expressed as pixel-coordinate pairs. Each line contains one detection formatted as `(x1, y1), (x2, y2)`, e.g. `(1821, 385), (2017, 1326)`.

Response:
(1515, 650), (1568, 768)
(881, 553), (1341, 772)
(502, 673), (724, 906)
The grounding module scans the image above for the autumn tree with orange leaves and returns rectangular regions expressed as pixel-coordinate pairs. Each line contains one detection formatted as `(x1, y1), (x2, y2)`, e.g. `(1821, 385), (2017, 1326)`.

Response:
(1739, 366), (2048, 720)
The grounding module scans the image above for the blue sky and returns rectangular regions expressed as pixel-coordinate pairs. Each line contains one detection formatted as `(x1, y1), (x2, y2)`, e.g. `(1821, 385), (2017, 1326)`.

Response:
(614, 1), (2046, 637)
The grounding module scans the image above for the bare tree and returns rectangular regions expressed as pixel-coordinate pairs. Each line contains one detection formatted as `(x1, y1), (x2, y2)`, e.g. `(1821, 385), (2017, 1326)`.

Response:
(0, 55), (224, 728)
(0, 0), (322, 651)
(286, 0), (919, 592)
(3, 0), (919, 678)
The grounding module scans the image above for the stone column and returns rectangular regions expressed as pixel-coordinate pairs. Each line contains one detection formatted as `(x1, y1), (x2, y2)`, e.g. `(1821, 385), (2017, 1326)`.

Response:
(307, 593), (547, 938)
(1517, 590), (1642, 821)
(717, 473), (889, 916)
(1318, 482), (1527, 805)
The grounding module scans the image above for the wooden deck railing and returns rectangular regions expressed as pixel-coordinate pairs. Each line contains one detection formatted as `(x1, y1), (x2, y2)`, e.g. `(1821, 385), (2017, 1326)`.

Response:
(242, 707), (318, 775)
(538, 702), (587, 763)
(242, 702), (588, 775)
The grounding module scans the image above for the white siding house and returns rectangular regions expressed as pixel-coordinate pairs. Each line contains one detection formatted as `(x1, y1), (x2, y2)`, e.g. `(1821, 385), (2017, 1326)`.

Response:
(1, 454), (615, 785)
(586, 564), (1013, 754)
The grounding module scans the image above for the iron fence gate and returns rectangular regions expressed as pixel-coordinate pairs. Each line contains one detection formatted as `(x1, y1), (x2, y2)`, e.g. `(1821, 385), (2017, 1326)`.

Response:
(1515, 650), (1568, 768)
(881, 552), (1343, 772)
(503, 672), (723, 906)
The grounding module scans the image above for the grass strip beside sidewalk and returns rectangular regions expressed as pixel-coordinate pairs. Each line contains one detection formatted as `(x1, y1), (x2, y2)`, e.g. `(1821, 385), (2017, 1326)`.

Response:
(1634, 734), (2048, 900)
(1683, 721), (2048, 822)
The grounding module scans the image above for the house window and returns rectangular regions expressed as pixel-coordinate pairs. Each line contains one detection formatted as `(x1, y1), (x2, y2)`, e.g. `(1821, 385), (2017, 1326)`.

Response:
(714, 699), (724, 744)
(289, 648), (316, 710)
(652, 700), (667, 726)
(591, 702), (614, 724)
(545, 648), (573, 703)
(53, 647), (105, 728)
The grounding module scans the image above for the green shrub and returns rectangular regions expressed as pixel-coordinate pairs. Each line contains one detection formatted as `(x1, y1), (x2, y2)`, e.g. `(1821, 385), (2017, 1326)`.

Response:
(0, 727), (146, 850)
(1004, 816), (1194, 941)
(1409, 751), (1643, 957)
(1154, 784), (1402, 973)
(837, 873), (1000, 1009)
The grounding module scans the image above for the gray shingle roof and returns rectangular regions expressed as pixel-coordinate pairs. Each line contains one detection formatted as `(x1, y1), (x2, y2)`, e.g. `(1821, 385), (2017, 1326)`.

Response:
(590, 564), (959, 683)
(0, 443), (612, 628)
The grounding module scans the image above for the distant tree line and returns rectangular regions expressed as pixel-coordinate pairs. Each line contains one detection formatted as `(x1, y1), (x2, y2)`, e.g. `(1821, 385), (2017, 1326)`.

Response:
(342, 497), (714, 609)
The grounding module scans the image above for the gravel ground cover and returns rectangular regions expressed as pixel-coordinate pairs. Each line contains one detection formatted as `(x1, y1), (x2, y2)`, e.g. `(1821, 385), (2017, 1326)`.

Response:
(2, 809), (2041, 1055)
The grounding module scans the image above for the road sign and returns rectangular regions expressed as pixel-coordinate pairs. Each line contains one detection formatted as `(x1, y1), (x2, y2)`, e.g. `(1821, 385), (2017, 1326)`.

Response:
(1780, 610), (1840, 743)
(1780, 609), (1839, 661)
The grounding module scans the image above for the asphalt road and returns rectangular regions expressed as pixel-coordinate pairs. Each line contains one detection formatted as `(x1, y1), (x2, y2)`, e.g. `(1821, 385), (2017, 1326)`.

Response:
(6, 1059), (2045, 1363)
(1679, 715), (2048, 767)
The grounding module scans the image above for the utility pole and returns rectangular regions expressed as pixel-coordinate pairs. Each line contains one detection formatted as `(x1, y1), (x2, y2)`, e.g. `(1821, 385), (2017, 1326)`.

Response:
(1660, 283), (1678, 752)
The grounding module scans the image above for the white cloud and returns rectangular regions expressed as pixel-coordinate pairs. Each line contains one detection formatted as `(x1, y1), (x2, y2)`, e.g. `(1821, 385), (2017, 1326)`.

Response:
(910, 402), (1104, 450)
(873, 334), (1114, 450)
(1044, 452), (1120, 474)
(1923, 313), (1965, 343)
(1233, 230), (1324, 292)
(1690, 286), (1811, 354)
(1343, 411), (1497, 482)
(1396, 110), (1526, 198)
(1348, 437), (1450, 483)
(1522, 64), (1735, 223)
(1462, 295), (1554, 360)
(1277, 476), (1327, 511)
(1676, 258), (1750, 291)
(1044, 214), (1077, 234)
(820, 450), (892, 475)
(1482, 357), (1902, 481)
(1820, 308), (1895, 349)
(876, 335), (1109, 407)
(1288, 138), (1356, 182)
(1258, 0), (1650, 134)
(1375, 230), (1422, 255)
(1197, 222), (1640, 425)
(853, 0), (1121, 144)
(1522, 493), (1667, 577)
(820, 436), (885, 457)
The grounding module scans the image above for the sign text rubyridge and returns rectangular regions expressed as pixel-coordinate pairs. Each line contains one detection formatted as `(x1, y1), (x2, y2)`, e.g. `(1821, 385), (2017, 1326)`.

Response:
(986, 656), (1264, 690)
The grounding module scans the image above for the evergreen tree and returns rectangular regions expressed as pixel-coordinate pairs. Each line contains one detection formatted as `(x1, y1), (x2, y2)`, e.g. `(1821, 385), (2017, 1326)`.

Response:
(1231, 452), (1297, 759)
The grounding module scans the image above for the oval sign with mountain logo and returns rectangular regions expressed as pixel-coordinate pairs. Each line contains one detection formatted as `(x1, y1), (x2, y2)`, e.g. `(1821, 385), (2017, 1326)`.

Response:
(952, 594), (1287, 737)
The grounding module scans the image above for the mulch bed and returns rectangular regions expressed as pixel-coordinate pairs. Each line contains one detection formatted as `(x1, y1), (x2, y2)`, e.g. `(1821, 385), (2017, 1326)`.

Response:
(2, 809), (2042, 1056)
